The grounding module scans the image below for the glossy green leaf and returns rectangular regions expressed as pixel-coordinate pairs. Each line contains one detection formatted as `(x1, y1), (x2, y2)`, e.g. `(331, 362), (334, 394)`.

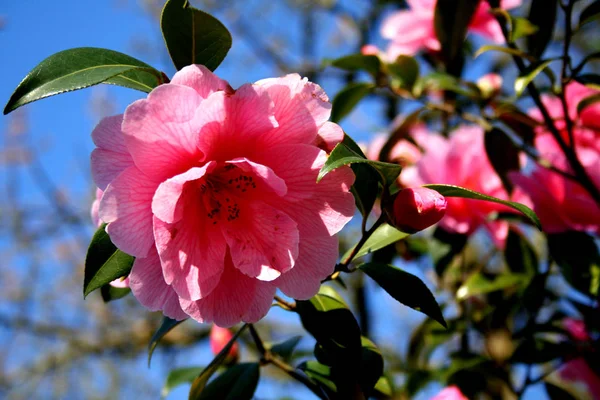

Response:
(326, 54), (381, 77)
(100, 284), (131, 302)
(484, 128), (520, 193)
(388, 55), (419, 90)
(189, 324), (248, 397)
(298, 361), (337, 394)
(343, 223), (409, 262)
(424, 184), (541, 229)
(418, 72), (476, 98)
(161, 0), (232, 71)
(526, 0), (557, 58)
(474, 45), (531, 60)
(330, 82), (374, 123)
(456, 273), (529, 300)
(494, 103), (538, 146)
(515, 59), (556, 97)
(359, 262), (446, 328)
(577, 93), (600, 116)
(162, 366), (204, 398)
(84, 224), (135, 298)
(4, 47), (165, 114)
(510, 17), (538, 42)
(318, 142), (401, 186)
(434, 0), (480, 62)
(505, 228), (537, 275)
(579, 1), (600, 28)
(373, 375), (393, 397)
(270, 335), (302, 361)
(148, 317), (187, 366)
(359, 337), (384, 395)
(192, 363), (259, 400)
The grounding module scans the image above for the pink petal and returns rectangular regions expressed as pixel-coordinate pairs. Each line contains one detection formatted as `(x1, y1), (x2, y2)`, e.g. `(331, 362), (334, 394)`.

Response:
(275, 234), (338, 300)
(90, 114), (134, 190)
(128, 251), (188, 320)
(221, 201), (299, 281)
(152, 162), (217, 224)
(226, 158), (287, 197)
(99, 166), (159, 257)
(180, 253), (276, 327)
(314, 121), (344, 152)
(122, 84), (205, 180)
(242, 281), (277, 322)
(253, 74), (331, 147)
(170, 64), (232, 99)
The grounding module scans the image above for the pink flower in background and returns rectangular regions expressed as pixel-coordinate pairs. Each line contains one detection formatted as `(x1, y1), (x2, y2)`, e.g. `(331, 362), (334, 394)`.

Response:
(509, 82), (600, 234)
(563, 318), (591, 342)
(366, 132), (421, 166)
(209, 325), (239, 363)
(90, 65), (355, 327)
(379, 0), (521, 59)
(555, 358), (600, 400)
(392, 187), (447, 233)
(402, 126), (510, 247)
(431, 385), (469, 400)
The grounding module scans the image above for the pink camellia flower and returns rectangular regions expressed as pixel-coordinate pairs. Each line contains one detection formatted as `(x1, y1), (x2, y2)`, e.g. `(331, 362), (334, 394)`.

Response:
(402, 125), (511, 247)
(209, 325), (239, 363)
(392, 187), (447, 233)
(379, 0), (521, 59)
(563, 318), (591, 342)
(509, 82), (600, 234)
(90, 65), (355, 327)
(553, 358), (600, 400)
(431, 385), (469, 400)
(365, 133), (421, 166)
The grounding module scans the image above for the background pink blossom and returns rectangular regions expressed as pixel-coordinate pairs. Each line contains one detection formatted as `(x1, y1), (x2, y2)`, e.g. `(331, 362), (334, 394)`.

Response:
(91, 65), (355, 327)
(431, 385), (469, 400)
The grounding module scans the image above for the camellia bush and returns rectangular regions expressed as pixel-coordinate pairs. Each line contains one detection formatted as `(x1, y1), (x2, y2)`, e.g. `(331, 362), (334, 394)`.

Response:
(4, 0), (600, 398)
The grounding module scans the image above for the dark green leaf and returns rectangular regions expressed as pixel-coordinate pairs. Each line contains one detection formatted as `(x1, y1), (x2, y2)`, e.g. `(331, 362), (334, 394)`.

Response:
(387, 55), (419, 91)
(515, 59), (557, 97)
(330, 82), (374, 123)
(161, 0), (232, 71)
(494, 103), (538, 146)
(162, 366), (204, 398)
(579, 1), (600, 28)
(318, 142), (401, 186)
(434, 0), (480, 63)
(418, 72), (476, 98)
(359, 262), (446, 328)
(510, 17), (538, 42)
(456, 273), (529, 300)
(359, 337), (384, 395)
(148, 317), (187, 366)
(192, 363), (259, 400)
(189, 324), (248, 396)
(342, 223), (409, 262)
(326, 54), (381, 77)
(474, 45), (532, 60)
(511, 339), (571, 364)
(351, 164), (379, 218)
(424, 184), (541, 229)
(484, 128), (520, 193)
(373, 375), (394, 398)
(100, 284), (131, 302)
(84, 224), (135, 298)
(270, 335), (302, 361)
(4, 47), (165, 114)
(545, 383), (579, 400)
(505, 228), (538, 275)
(378, 108), (423, 163)
(298, 361), (337, 394)
(577, 92), (600, 116)
(575, 73), (600, 90)
(526, 0), (558, 58)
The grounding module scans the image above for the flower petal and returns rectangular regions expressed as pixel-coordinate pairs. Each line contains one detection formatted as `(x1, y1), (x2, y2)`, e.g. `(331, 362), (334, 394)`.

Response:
(314, 121), (344, 152)
(226, 158), (287, 197)
(170, 64), (232, 99)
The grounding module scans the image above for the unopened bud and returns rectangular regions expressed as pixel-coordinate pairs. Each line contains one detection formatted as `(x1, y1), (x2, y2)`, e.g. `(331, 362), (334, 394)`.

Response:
(209, 325), (239, 364)
(361, 44), (380, 56)
(392, 187), (447, 233)
(477, 73), (503, 98)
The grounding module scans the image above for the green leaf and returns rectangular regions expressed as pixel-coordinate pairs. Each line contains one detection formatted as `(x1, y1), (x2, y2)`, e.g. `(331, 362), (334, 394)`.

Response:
(484, 128), (520, 193)
(162, 366), (205, 398)
(387, 55), (419, 91)
(326, 54), (381, 77)
(189, 324), (248, 397)
(434, 0), (480, 63)
(510, 17), (538, 42)
(575, 73), (600, 90)
(526, 0), (558, 58)
(359, 262), (446, 328)
(378, 108), (423, 162)
(318, 142), (401, 186)
(342, 223), (409, 262)
(456, 273), (529, 300)
(192, 363), (259, 400)
(418, 72), (476, 98)
(4, 47), (166, 114)
(511, 338), (571, 364)
(373, 375), (393, 398)
(359, 337), (384, 395)
(84, 224), (135, 298)
(577, 92), (600, 116)
(505, 228), (538, 275)
(474, 45), (532, 60)
(494, 103), (538, 146)
(579, 1), (600, 28)
(298, 361), (337, 394)
(160, 0), (232, 71)
(351, 163), (379, 219)
(330, 82), (374, 123)
(423, 184), (541, 229)
(148, 317), (187, 366)
(514, 59), (556, 97)
(270, 336), (302, 361)
(100, 284), (131, 302)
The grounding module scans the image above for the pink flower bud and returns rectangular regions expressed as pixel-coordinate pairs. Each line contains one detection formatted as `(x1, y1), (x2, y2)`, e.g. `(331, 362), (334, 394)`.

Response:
(361, 44), (381, 56)
(477, 73), (503, 98)
(209, 325), (239, 363)
(392, 187), (447, 233)
(563, 318), (590, 342)
(431, 386), (469, 400)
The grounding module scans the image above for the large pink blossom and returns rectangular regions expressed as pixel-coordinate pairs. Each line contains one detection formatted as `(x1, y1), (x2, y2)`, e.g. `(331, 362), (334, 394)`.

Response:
(90, 65), (355, 327)
(379, 0), (521, 59)
(554, 358), (600, 400)
(509, 82), (600, 234)
(431, 385), (469, 400)
(402, 126), (510, 247)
